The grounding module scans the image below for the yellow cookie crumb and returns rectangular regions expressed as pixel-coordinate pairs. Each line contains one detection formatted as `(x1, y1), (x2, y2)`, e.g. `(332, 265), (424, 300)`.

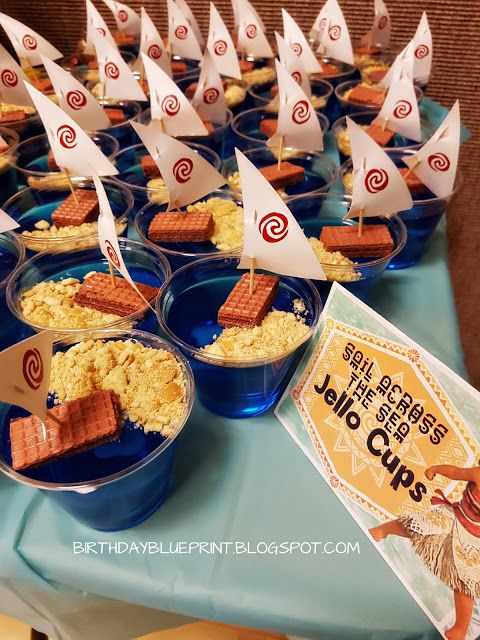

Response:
(342, 170), (354, 194)
(187, 196), (243, 251)
(308, 237), (361, 282)
(227, 171), (288, 200)
(49, 339), (187, 435)
(147, 178), (169, 205)
(224, 83), (246, 108)
(242, 66), (276, 86)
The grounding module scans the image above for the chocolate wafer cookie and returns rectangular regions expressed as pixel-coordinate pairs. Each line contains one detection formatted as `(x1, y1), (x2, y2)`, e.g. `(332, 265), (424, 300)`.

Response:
(259, 162), (305, 190)
(9, 389), (121, 471)
(141, 155), (160, 178)
(148, 211), (214, 243)
(365, 123), (395, 146)
(105, 107), (126, 125)
(320, 224), (394, 258)
(185, 82), (198, 99)
(0, 110), (25, 124)
(347, 85), (385, 107)
(218, 273), (279, 328)
(171, 61), (187, 74)
(47, 150), (59, 171)
(74, 272), (159, 316)
(399, 167), (427, 195)
(259, 119), (278, 138)
(51, 190), (99, 227)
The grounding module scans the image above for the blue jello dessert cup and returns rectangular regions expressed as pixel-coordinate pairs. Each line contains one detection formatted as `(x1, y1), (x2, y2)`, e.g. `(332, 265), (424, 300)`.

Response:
(311, 57), (358, 124)
(0, 232), (26, 350)
(175, 72), (250, 116)
(287, 193), (407, 304)
(7, 238), (170, 336)
(0, 126), (20, 205)
(0, 328), (194, 531)
(157, 255), (322, 418)
(335, 79), (423, 116)
(248, 77), (333, 113)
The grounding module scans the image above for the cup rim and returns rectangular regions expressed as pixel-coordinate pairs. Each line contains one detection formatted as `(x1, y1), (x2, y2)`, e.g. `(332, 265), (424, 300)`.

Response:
(139, 106), (234, 134)
(6, 237), (172, 334)
(312, 56), (357, 80)
(334, 79), (424, 110)
(0, 327), (195, 491)
(0, 231), (26, 290)
(0, 125), (20, 158)
(247, 77), (334, 107)
(2, 178), (133, 251)
(156, 254), (323, 368)
(86, 98), (142, 130)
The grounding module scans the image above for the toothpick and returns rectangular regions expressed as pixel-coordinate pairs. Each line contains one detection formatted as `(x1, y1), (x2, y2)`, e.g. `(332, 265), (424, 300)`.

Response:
(100, 80), (106, 108)
(358, 208), (365, 237)
(277, 135), (284, 171)
(249, 257), (255, 295)
(404, 158), (420, 179)
(108, 262), (117, 288)
(64, 169), (79, 205)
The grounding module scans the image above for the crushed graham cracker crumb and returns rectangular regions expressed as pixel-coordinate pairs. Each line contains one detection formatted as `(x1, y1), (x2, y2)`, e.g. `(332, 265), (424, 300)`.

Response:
(224, 83), (246, 108)
(308, 237), (361, 282)
(147, 178), (169, 205)
(49, 339), (187, 435)
(187, 197), (243, 251)
(242, 66), (276, 86)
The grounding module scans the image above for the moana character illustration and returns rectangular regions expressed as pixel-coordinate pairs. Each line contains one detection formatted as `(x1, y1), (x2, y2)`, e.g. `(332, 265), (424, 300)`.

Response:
(370, 464), (480, 640)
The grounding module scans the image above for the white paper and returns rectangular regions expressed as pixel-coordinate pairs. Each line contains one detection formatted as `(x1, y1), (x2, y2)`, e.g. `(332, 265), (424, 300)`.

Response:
(0, 331), (54, 421)
(236, 149), (326, 280)
(101, 0), (141, 37)
(41, 55), (111, 132)
(25, 82), (118, 177)
(373, 67), (421, 142)
(236, 0), (274, 59)
(231, 0), (239, 30)
(0, 13), (62, 67)
(142, 53), (207, 136)
(131, 120), (226, 210)
(0, 43), (34, 107)
(93, 32), (147, 102)
(136, 8), (171, 78)
(402, 101), (460, 199)
(206, 3), (241, 80)
(378, 40), (415, 89)
(282, 9), (321, 74)
(316, 0), (354, 66)
(167, 0), (203, 61)
(85, 0), (116, 56)
(310, 0), (333, 41)
(411, 12), (432, 85)
(192, 51), (227, 125)
(176, 0), (205, 46)
(275, 32), (311, 99)
(371, 0), (391, 49)
(269, 59), (323, 152)
(0, 208), (19, 232)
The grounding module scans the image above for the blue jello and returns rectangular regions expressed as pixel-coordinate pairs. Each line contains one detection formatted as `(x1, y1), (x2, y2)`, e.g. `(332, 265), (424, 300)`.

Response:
(0, 233), (27, 350)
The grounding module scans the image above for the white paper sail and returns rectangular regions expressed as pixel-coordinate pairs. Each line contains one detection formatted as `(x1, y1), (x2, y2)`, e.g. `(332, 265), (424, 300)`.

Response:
(102, 0), (141, 37)
(206, 3), (241, 80)
(85, 0), (116, 56)
(411, 12), (432, 85)
(176, 0), (205, 46)
(192, 51), (227, 125)
(378, 40), (414, 88)
(269, 59), (323, 152)
(275, 32), (311, 99)
(136, 8), (171, 78)
(142, 53), (207, 136)
(345, 117), (413, 220)
(371, 0), (391, 49)
(41, 56), (112, 132)
(0, 331), (54, 420)
(0, 13), (62, 67)
(282, 9), (321, 74)
(316, 0), (354, 66)
(131, 121), (226, 209)
(372, 67), (421, 142)
(94, 33), (147, 102)
(236, 149), (326, 280)
(0, 44), (34, 107)
(25, 82), (118, 177)
(402, 101), (460, 199)
(310, 0), (333, 41)
(167, 0), (203, 61)
(236, 0), (274, 59)
(0, 208), (19, 232)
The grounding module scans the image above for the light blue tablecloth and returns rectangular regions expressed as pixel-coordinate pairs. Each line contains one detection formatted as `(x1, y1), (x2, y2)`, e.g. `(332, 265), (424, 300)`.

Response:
(0, 222), (464, 640)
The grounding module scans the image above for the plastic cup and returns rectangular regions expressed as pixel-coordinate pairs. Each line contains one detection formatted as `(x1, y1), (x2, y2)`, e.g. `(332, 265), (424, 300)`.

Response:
(2, 179), (132, 255)
(111, 141), (222, 214)
(247, 77), (333, 113)
(0, 327), (194, 531)
(332, 111), (434, 163)
(230, 106), (329, 151)
(175, 72), (250, 115)
(7, 238), (171, 336)
(171, 56), (200, 79)
(156, 255), (322, 418)
(0, 108), (43, 141)
(335, 79), (424, 115)
(310, 57), (358, 124)
(0, 126), (20, 205)
(96, 100), (143, 148)
(12, 131), (119, 189)
(139, 107), (234, 158)
(339, 149), (463, 269)
(222, 146), (338, 202)
(70, 50), (136, 85)
(0, 232), (27, 350)
(135, 189), (243, 271)
(239, 57), (276, 89)
(287, 193), (406, 303)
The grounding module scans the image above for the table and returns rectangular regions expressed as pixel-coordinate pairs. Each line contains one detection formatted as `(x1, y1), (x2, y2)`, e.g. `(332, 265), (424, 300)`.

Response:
(0, 221), (463, 640)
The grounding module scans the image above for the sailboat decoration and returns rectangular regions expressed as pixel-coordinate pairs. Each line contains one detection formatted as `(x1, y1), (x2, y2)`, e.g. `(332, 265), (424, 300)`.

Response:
(345, 117), (413, 231)
(411, 12), (433, 86)
(401, 101), (460, 199)
(41, 55), (111, 132)
(206, 2), (241, 80)
(0, 44), (34, 108)
(275, 32), (311, 99)
(378, 41), (415, 88)
(191, 51), (227, 125)
(360, 0), (391, 51)
(101, 0), (141, 37)
(281, 9), (322, 74)
(310, 0), (333, 43)
(176, 0), (205, 47)
(142, 53), (208, 136)
(135, 8), (171, 78)
(316, 0), (354, 66)
(0, 13), (62, 67)
(0, 208), (19, 232)
(131, 120), (226, 211)
(167, 0), (203, 62)
(236, 0), (274, 59)
(84, 0), (117, 56)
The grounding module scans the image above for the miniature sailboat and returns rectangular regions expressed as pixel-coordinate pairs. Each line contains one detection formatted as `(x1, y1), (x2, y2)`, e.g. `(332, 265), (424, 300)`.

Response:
(0, 43), (34, 108)
(101, 0), (141, 37)
(310, 0), (333, 43)
(131, 120), (226, 210)
(378, 41), (414, 88)
(275, 32), (311, 98)
(0, 12), (62, 67)
(0, 208), (19, 232)
(176, 0), (205, 47)
(281, 9), (321, 74)
(191, 51), (227, 125)
(136, 8), (171, 79)
(236, 0), (274, 59)
(316, 0), (354, 66)
(84, 0), (117, 56)
(206, 3), (241, 80)
(360, 0), (391, 51)
(167, 0), (203, 62)
(411, 12), (432, 86)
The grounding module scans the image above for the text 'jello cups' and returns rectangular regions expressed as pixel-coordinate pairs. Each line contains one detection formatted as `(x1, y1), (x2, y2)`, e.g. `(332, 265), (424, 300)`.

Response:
(156, 255), (322, 418)
(0, 328), (194, 531)
(0, 232), (26, 350)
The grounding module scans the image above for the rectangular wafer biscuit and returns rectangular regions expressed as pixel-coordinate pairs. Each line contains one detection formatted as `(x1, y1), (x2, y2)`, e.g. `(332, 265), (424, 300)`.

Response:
(141, 155), (160, 178)
(320, 224), (394, 258)
(365, 123), (395, 146)
(51, 190), (99, 227)
(218, 273), (279, 328)
(0, 110), (25, 124)
(105, 107), (125, 125)
(239, 60), (254, 73)
(399, 167), (427, 195)
(259, 162), (305, 190)
(74, 272), (159, 316)
(311, 63), (340, 79)
(259, 118), (278, 138)
(148, 211), (213, 243)
(186, 82), (198, 99)
(171, 61), (188, 74)
(347, 85), (385, 107)
(9, 389), (121, 471)
(367, 69), (388, 84)
(31, 78), (53, 93)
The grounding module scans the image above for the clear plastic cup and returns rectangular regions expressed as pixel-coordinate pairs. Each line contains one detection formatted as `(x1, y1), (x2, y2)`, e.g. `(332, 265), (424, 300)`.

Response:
(156, 255), (322, 418)
(0, 126), (20, 205)
(0, 232), (26, 350)
(247, 77), (333, 113)
(0, 327), (194, 531)
(339, 149), (463, 269)
(175, 72), (250, 116)
(287, 193), (407, 303)
(230, 106), (330, 151)
(138, 107), (234, 158)
(222, 146), (338, 201)
(171, 55), (200, 79)
(0, 108), (44, 140)
(7, 238), (171, 336)
(310, 57), (359, 124)
(335, 79), (424, 115)
(70, 50), (136, 85)
(135, 189), (243, 271)
(111, 141), (222, 214)
(239, 56), (276, 88)
(3, 178), (132, 254)
(12, 131), (119, 190)
(95, 99), (143, 148)
(332, 111), (434, 163)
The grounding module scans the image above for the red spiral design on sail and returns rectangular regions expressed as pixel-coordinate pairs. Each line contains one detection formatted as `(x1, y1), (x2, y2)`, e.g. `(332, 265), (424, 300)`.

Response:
(66, 90), (87, 110)
(148, 44), (162, 59)
(427, 152), (450, 172)
(291, 71), (302, 85)
(414, 44), (429, 59)
(161, 94), (180, 116)
(97, 27), (107, 36)
(57, 124), (77, 149)
(104, 240), (121, 268)
(292, 100), (310, 125)
(258, 212), (289, 243)
(118, 9), (128, 23)
(378, 15), (388, 29)
(245, 24), (257, 39)
(175, 24), (188, 40)
(392, 99), (412, 119)
(364, 168), (389, 193)
(0, 69), (18, 87)
(290, 42), (303, 56)
(328, 25), (341, 41)
(22, 348), (43, 390)
(22, 34), (37, 51)
(173, 157), (193, 183)
(213, 39), (227, 56)
(203, 87), (219, 104)
(105, 61), (120, 79)
(319, 18), (327, 31)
